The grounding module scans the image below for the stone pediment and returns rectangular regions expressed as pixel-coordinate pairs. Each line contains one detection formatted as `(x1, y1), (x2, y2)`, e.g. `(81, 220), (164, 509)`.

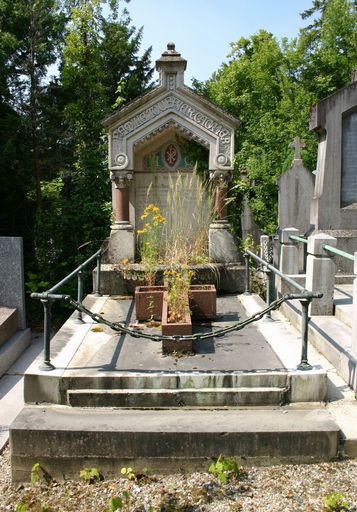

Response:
(102, 44), (240, 173)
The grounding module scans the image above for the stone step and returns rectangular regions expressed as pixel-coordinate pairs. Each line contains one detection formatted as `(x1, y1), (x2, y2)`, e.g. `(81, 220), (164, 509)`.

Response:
(63, 371), (289, 391)
(0, 307), (19, 347)
(67, 386), (288, 408)
(10, 405), (340, 482)
(334, 302), (352, 328)
(333, 284), (353, 328)
(24, 370), (327, 405)
(0, 328), (32, 378)
(281, 298), (357, 391)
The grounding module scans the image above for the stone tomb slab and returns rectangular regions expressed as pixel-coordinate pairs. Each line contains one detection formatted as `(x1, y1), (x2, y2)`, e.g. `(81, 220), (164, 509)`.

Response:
(65, 295), (284, 374)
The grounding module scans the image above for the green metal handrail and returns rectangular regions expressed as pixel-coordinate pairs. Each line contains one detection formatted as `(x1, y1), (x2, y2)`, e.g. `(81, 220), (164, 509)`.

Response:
(244, 249), (322, 371)
(323, 244), (355, 262)
(289, 234), (308, 245)
(31, 248), (103, 371)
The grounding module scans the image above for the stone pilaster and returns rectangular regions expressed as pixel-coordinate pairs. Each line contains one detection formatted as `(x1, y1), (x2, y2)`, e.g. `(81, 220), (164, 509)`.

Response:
(107, 171), (135, 263)
(306, 233), (336, 316)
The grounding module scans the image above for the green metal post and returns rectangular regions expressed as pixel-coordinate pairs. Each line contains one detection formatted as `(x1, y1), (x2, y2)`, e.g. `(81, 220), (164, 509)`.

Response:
(94, 253), (102, 297)
(244, 253), (251, 295)
(75, 270), (84, 324)
(297, 298), (313, 370)
(39, 298), (55, 371)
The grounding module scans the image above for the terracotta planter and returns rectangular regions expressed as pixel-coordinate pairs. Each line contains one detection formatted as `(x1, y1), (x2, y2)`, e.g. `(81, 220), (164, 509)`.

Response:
(135, 285), (167, 321)
(161, 291), (193, 353)
(189, 284), (216, 320)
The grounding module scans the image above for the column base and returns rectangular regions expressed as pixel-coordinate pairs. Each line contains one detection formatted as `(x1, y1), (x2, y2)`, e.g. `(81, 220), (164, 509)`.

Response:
(209, 221), (241, 263)
(107, 223), (135, 263)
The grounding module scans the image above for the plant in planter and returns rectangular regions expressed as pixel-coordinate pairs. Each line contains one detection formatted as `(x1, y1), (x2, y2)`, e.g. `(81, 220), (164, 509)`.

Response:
(137, 204), (166, 285)
(135, 205), (166, 321)
(161, 266), (195, 353)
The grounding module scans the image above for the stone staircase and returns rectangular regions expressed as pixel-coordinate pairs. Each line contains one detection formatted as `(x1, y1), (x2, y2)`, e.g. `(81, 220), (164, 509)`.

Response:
(0, 307), (31, 378)
(9, 294), (340, 481)
(65, 372), (288, 408)
(280, 283), (357, 391)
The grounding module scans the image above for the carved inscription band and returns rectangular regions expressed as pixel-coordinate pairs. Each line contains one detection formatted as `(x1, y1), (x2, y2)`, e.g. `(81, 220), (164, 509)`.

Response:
(113, 95), (231, 145)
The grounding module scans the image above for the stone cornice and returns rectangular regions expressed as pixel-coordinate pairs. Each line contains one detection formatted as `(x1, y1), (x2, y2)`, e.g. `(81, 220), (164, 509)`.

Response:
(103, 44), (240, 173)
(181, 85), (240, 128)
(102, 84), (240, 131)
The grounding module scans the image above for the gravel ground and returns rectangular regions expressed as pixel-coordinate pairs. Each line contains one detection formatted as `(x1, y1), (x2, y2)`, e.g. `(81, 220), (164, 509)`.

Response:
(1, 446), (357, 512)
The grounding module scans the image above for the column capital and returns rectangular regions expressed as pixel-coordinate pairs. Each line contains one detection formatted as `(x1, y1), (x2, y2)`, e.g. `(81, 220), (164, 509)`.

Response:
(110, 171), (134, 189)
(209, 169), (232, 186)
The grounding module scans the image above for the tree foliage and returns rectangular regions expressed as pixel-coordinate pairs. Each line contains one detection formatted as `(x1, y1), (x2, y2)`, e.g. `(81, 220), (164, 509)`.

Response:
(196, 0), (357, 234)
(0, 0), (356, 325)
(0, 0), (153, 316)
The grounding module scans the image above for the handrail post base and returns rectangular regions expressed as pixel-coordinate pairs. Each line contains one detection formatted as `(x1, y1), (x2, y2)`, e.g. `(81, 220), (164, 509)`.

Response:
(39, 361), (55, 371)
(297, 360), (313, 371)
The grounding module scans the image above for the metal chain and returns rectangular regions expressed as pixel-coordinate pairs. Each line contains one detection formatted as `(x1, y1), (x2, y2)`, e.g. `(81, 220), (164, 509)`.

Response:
(65, 294), (295, 344)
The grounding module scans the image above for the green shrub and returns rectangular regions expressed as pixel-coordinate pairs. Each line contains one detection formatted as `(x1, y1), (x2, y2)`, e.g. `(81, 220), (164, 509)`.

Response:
(79, 467), (102, 483)
(208, 455), (242, 484)
(323, 492), (350, 511)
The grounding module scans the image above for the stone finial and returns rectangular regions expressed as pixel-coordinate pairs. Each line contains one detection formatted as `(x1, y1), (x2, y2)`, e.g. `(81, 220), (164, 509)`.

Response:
(165, 42), (178, 54)
(352, 69), (357, 83)
(156, 42), (187, 89)
(289, 136), (305, 161)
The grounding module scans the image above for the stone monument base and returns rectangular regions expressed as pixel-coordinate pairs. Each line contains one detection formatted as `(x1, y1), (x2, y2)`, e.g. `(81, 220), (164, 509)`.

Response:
(93, 263), (245, 296)
(209, 221), (241, 264)
(107, 223), (135, 263)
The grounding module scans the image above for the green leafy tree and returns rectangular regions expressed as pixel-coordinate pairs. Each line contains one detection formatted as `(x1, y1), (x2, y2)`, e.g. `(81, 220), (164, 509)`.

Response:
(203, 31), (296, 233)
(33, 0), (154, 283)
(197, 0), (357, 236)
(0, 0), (65, 268)
(298, 0), (357, 97)
(100, 13), (154, 108)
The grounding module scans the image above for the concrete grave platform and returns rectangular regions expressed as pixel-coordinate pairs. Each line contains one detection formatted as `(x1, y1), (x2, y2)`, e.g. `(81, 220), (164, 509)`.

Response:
(9, 294), (337, 481)
(22, 295), (327, 406)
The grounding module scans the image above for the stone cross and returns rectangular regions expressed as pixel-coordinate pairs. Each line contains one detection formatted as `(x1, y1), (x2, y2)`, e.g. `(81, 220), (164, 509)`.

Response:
(289, 136), (305, 161)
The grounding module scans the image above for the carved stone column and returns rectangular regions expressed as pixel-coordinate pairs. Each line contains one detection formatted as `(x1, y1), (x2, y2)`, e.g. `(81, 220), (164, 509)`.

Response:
(211, 170), (229, 221)
(112, 172), (133, 224)
(209, 170), (240, 263)
(107, 171), (135, 263)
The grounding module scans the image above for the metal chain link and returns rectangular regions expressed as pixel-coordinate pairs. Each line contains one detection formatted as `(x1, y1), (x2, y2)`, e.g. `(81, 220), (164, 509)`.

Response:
(65, 294), (296, 344)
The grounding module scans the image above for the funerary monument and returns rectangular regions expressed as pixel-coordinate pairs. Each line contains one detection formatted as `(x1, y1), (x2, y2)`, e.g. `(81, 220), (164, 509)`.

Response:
(101, 43), (240, 268)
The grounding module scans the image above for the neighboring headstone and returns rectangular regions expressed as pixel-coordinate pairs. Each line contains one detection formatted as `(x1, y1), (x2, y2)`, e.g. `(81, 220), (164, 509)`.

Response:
(0, 237), (26, 329)
(278, 137), (315, 234)
(241, 197), (262, 247)
(309, 74), (357, 272)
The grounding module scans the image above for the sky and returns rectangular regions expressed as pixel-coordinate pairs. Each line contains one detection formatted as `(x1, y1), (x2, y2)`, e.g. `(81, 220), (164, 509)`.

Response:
(123, 0), (314, 84)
